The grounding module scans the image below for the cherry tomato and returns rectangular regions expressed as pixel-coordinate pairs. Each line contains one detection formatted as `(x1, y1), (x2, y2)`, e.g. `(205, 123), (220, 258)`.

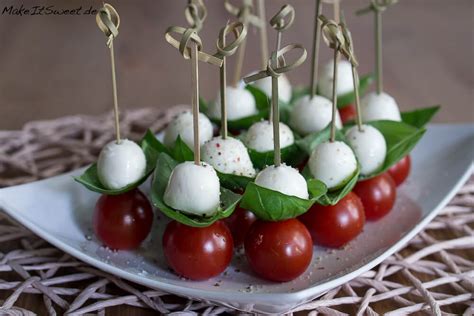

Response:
(162, 221), (233, 280)
(353, 173), (396, 220)
(297, 158), (309, 172)
(224, 206), (257, 246)
(94, 189), (153, 250)
(388, 155), (411, 186)
(244, 219), (312, 282)
(339, 104), (356, 124)
(299, 192), (365, 248)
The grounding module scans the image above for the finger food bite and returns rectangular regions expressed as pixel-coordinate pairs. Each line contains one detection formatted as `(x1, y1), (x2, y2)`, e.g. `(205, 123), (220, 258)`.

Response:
(289, 95), (342, 136)
(308, 141), (357, 190)
(97, 139), (147, 190)
(361, 91), (401, 122)
(253, 74), (292, 103)
(201, 136), (256, 177)
(346, 124), (387, 176)
(245, 120), (294, 152)
(207, 86), (258, 120)
(255, 164), (309, 199)
(163, 111), (213, 150)
(163, 161), (221, 216)
(318, 60), (356, 101)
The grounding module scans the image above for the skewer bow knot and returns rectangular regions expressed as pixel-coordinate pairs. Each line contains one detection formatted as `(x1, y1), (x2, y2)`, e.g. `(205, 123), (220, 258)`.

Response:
(319, 15), (345, 51)
(165, 26), (222, 67)
(96, 3), (120, 48)
(357, 0), (398, 15)
(243, 43), (307, 83)
(224, 0), (263, 28)
(185, 0), (207, 32)
(339, 20), (358, 67)
(215, 21), (247, 59)
(269, 4), (295, 32)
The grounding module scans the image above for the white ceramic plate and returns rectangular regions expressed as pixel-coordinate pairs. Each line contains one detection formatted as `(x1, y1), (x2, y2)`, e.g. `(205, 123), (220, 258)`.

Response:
(0, 124), (473, 314)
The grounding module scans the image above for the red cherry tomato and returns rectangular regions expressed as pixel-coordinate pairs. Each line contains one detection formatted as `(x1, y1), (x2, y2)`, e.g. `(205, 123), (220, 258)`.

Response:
(353, 173), (396, 221)
(339, 104), (356, 124)
(299, 192), (365, 248)
(162, 221), (233, 280)
(388, 155), (411, 186)
(244, 219), (312, 282)
(94, 189), (153, 250)
(224, 206), (257, 246)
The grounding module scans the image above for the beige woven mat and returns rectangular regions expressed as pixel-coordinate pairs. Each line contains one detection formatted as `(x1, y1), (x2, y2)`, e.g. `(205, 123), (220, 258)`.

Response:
(0, 107), (473, 315)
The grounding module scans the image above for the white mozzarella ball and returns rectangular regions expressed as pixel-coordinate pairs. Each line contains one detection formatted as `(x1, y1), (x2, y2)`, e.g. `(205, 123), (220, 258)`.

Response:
(346, 125), (387, 175)
(255, 164), (308, 199)
(361, 91), (401, 122)
(163, 111), (213, 151)
(164, 161), (220, 216)
(245, 120), (294, 153)
(201, 136), (256, 177)
(318, 60), (356, 100)
(208, 86), (257, 121)
(253, 74), (292, 103)
(309, 141), (357, 190)
(97, 139), (146, 190)
(289, 95), (342, 136)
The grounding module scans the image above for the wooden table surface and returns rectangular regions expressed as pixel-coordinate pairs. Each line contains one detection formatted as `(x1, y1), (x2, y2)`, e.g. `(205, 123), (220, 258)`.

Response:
(0, 0), (473, 315)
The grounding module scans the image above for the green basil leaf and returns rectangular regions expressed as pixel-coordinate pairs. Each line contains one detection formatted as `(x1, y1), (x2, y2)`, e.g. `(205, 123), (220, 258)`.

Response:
(74, 131), (159, 195)
(151, 152), (241, 227)
(360, 120), (426, 179)
(171, 135), (194, 162)
(240, 178), (327, 221)
(246, 84), (270, 111)
(295, 124), (345, 155)
(248, 142), (307, 170)
(401, 105), (440, 128)
(216, 171), (254, 192)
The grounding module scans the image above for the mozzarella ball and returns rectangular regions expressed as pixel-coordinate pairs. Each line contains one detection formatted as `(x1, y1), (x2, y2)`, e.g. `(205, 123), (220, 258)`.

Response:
(201, 136), (256, 177)
(346, 125), (387, 175)
(245, 120), (294, 153)
(163, 111), (213, 151)
(361, 91), (401, 122)
(318, 60), (356, 100)
(253, 74), (292, 103)
(164, 161), (220, 216)
(289, 95), (342, 136)
(309, 141), (357, 190)
(208, 86), (257, 121)
(97, 139), (146, 190)
(255, 164), (308, 199)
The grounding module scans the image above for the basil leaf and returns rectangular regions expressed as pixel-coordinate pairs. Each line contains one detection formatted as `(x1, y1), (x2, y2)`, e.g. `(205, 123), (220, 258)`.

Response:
(295, 124), (345, 155)
(248, 142), (307, 170)
(171, 135), (194, 162)
(151, 152), (241, 227)
(240, 179), (327, 221)
(246, 84), (269, 111)
(401, 105), (440, 128)
(74, 131), (159, 195)
(360, 120), (426, 179)
(217, 171), (254, 192)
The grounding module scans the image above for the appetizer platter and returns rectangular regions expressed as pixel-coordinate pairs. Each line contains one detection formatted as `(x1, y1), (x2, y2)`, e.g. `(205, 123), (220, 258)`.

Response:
(0, 0), (471, 314)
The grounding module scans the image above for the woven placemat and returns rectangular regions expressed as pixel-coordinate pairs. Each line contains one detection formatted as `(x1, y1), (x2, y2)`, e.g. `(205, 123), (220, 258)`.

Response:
(0, 107), (473, 315)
